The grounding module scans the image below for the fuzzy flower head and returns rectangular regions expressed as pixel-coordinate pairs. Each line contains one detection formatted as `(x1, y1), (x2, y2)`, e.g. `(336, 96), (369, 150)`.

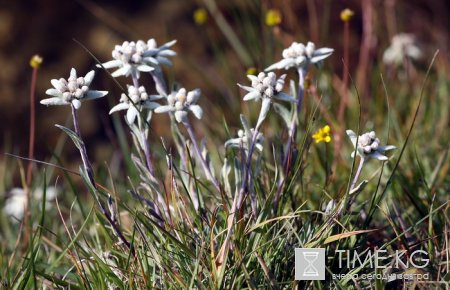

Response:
(154, 88), (203, 123)
(4, 187), (57, 221)
(346, 130), (396, 160)
(312, 125), (331, 143)
(383, 33), (422, 66)
(109, 85), (163, 124)
(41, 68), (108, 110)
(266, 41), (334, 71)
(100, 39), (176, 78)
(239, 72), (294, 103)
(239, 71), (295, 128)
(225, 129), (264, 154)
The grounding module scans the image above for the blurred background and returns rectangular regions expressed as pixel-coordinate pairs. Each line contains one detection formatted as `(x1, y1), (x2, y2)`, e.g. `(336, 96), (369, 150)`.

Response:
(0, 0), (449, 190)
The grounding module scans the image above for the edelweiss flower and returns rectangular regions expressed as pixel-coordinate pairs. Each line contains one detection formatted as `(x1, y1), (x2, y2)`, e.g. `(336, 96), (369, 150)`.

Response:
(346, 130), (396, 160)
(100, 39), (176, 78)
(383, 33), (422, 66)
(154, 88), (203, 123)
(41, 68), (108, 110)
(109, 85), (162, 124)
(266, 41), (334, 71)
(225, 129), (264, 153)
(4, 187), (58, 221)
(238, 71), (295, 128)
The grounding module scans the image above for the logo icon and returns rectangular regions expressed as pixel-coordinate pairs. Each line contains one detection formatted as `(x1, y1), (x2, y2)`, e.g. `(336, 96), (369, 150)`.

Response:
(295, 248), (325, 280)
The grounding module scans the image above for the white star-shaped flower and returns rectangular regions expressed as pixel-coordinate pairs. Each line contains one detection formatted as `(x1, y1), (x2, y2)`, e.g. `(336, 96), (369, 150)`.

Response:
(154, 88), (203, 123)
(109, 85), (163, 124)
(225, 128), (264, 154)
(238, 71), (295, 128)
(41, 68), (108, 110)
(346, 130), (396, 161)
(100, 39), (176, 78)
(266, 41), (334, 71)
(383, 33), (422, 66)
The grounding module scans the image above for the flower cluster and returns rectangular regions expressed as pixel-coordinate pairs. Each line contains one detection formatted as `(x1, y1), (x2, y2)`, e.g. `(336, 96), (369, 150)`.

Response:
(41, 68), (108, 109)
(266, 41), (334, 71)
(225, 129), (264, 153)
(312, 125), (331, 143)
(155, 88), (203, 123)
(100, 39), (176, 78)
(239, 72), (294, 103)
(239, 71), (294, 128)
(346, 130), (396, 160)
(383, 33), (422, 66)
(109, 85), (163, 124)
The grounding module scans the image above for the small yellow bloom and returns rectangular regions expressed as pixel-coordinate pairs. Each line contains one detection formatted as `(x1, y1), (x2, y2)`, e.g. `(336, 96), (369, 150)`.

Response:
(193, 8), (208, 26)
(30, 54), (43, 69)
(340, 8), (354, 22)
(265, 9), (282, 27)
(312, 125), (331, 143)
(246, 67), (257, 75)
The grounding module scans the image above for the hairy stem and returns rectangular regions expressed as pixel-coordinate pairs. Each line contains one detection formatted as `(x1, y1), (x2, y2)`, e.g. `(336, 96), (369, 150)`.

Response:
(26, 66), (38, 186)
(183, 119), (221, 192)
(350, 157), (365, 192)
(131, 71), (155, 176)
(71, 104), (133, 253)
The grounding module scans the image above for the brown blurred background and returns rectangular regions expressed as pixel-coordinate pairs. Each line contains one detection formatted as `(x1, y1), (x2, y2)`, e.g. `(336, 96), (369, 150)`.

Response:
(0, 0), (448, 168)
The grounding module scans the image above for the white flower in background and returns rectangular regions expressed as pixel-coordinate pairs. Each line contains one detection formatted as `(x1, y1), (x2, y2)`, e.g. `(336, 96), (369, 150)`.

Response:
(41, 68), (108, 110)
(238, 72), (295, 128)
(3, 187), (58, 221)
(100, 39), (176, 78)
(109, 85), (162, 124)
(383, 33), (422, 66)
(225, 129), (264, 153)
(266, 41), (334, 71)
(154, 88), (203, 123)
(346, 130), (396, 161)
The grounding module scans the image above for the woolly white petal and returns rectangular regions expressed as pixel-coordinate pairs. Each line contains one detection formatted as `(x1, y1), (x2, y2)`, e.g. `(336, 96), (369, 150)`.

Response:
(310, 53), (333, 64)
(99, 60), (121, 69)
(137, 64), (154, 72)
(346, 130), (358, 147)
(265, 58), (295, 71)
(142, 101), (160, 110)
(109, 102), (130, 114)
(155, 56), (173, 66)
(378, 145), (396, 152)
(70, 68), (77, 79)
(187, 89), (201, 103)
(369, 151), (388, 161)
(273, 92), (296, 102)
(50, 79), (65, 91)
(256, 98), (271, 128)
(111, 65), (131, 77)
(174, 110), (187, 123)
(189, 105), (203, 119)
(238, 84), (255, 93)
(243, 91), (260, 101)
(40, 97), (68, 106)
(126, 106), (139, 124)
(45, 88), (63, 97)
(154, 105), (173, 113)
(84, 90), (108, 101)
(84, 70), (95, 86)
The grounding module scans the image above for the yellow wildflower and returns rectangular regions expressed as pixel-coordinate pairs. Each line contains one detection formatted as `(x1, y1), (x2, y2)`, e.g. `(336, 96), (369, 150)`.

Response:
(246, 67), (257, 75)
(265, 9), (282, 27)
(30, 54), (43, 69)
(312, 125), (331, 143)
(340, 8), (354, 22)
(193, 8), (208, 26)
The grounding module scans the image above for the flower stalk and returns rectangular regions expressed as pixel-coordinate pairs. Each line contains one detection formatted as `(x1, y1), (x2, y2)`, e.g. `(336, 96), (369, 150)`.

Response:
(183, 119), (220, 192)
